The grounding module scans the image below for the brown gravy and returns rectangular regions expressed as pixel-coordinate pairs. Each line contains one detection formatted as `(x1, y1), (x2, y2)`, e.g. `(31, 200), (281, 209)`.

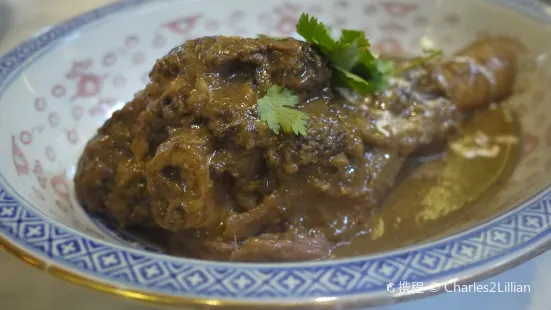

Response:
(113, 107), (520, 259)
(331, 107), (520, 257)
(75, 35), (523, 262)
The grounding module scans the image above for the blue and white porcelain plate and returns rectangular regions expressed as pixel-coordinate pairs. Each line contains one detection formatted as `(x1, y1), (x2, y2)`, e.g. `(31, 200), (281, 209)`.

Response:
(1, 0), (551, 308)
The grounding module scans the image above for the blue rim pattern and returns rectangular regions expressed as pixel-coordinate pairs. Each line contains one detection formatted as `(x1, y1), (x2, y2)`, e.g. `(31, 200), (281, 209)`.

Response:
(1, 0), (551, 303)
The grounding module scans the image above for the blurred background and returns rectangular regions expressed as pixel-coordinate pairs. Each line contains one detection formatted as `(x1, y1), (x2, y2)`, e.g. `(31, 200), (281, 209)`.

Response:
(0, 0), (109, 51)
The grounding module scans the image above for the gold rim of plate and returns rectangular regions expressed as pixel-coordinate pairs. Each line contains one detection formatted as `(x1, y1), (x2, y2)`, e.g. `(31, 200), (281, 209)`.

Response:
(4, 230), (551, 309)
(0, 234), (359, 309)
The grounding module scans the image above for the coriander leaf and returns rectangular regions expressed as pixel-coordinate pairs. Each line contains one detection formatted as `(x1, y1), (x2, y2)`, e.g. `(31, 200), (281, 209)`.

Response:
(369, 59), (394, 92)
(348, 56), (394, 93)
(331, 30), (371, 71)
(295, 13), (396, 95)
(257, 85), (309, 136)
(330, 39), (362, 70)
(338, 29), (370, 48)
(333, 58), (394, 95)
(359, 51), (377, 67)
(296, 13), (336, 53)
(332, 66), (374, 95)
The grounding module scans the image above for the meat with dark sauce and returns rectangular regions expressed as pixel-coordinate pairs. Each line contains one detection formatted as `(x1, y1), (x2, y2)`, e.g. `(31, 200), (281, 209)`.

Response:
(74, 35), (520, 261)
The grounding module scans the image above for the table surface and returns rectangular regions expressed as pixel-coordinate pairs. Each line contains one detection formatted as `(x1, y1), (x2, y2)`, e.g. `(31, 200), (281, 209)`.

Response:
(1, 0), (551, 309)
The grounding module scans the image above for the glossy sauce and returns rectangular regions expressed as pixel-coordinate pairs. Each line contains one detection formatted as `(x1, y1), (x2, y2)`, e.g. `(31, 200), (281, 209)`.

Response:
(79, 36), (524, 261)
(331, 107), (520, 257)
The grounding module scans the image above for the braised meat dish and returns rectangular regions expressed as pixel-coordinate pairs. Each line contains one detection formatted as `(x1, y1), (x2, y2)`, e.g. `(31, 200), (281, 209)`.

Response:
(74, 22), (522, 261)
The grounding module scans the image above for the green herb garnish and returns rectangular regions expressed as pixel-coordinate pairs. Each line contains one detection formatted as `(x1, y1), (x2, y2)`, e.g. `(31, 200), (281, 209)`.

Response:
(296, 13), (390, 95)
(295, 14), (338, 54)
(296, 13), (442, 95)
(257, 85), (308, 136)
(256, 14), (443, 136)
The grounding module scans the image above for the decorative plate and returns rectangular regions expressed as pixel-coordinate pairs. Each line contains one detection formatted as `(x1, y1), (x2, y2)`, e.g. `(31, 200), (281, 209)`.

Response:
(1, 0), (551, 308)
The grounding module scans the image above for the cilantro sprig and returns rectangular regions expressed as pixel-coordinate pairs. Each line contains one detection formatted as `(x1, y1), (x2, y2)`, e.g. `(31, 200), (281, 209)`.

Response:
(257, 86), (308, 136)
(296, 13), (389, 95)
(296, 13), (442, 95)
(256, 13), (443, 136)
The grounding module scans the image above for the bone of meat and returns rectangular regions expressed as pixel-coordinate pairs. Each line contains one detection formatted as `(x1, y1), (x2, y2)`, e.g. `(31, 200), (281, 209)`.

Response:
(432, 37), (523, 111)
(339, 37), (522, 155)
